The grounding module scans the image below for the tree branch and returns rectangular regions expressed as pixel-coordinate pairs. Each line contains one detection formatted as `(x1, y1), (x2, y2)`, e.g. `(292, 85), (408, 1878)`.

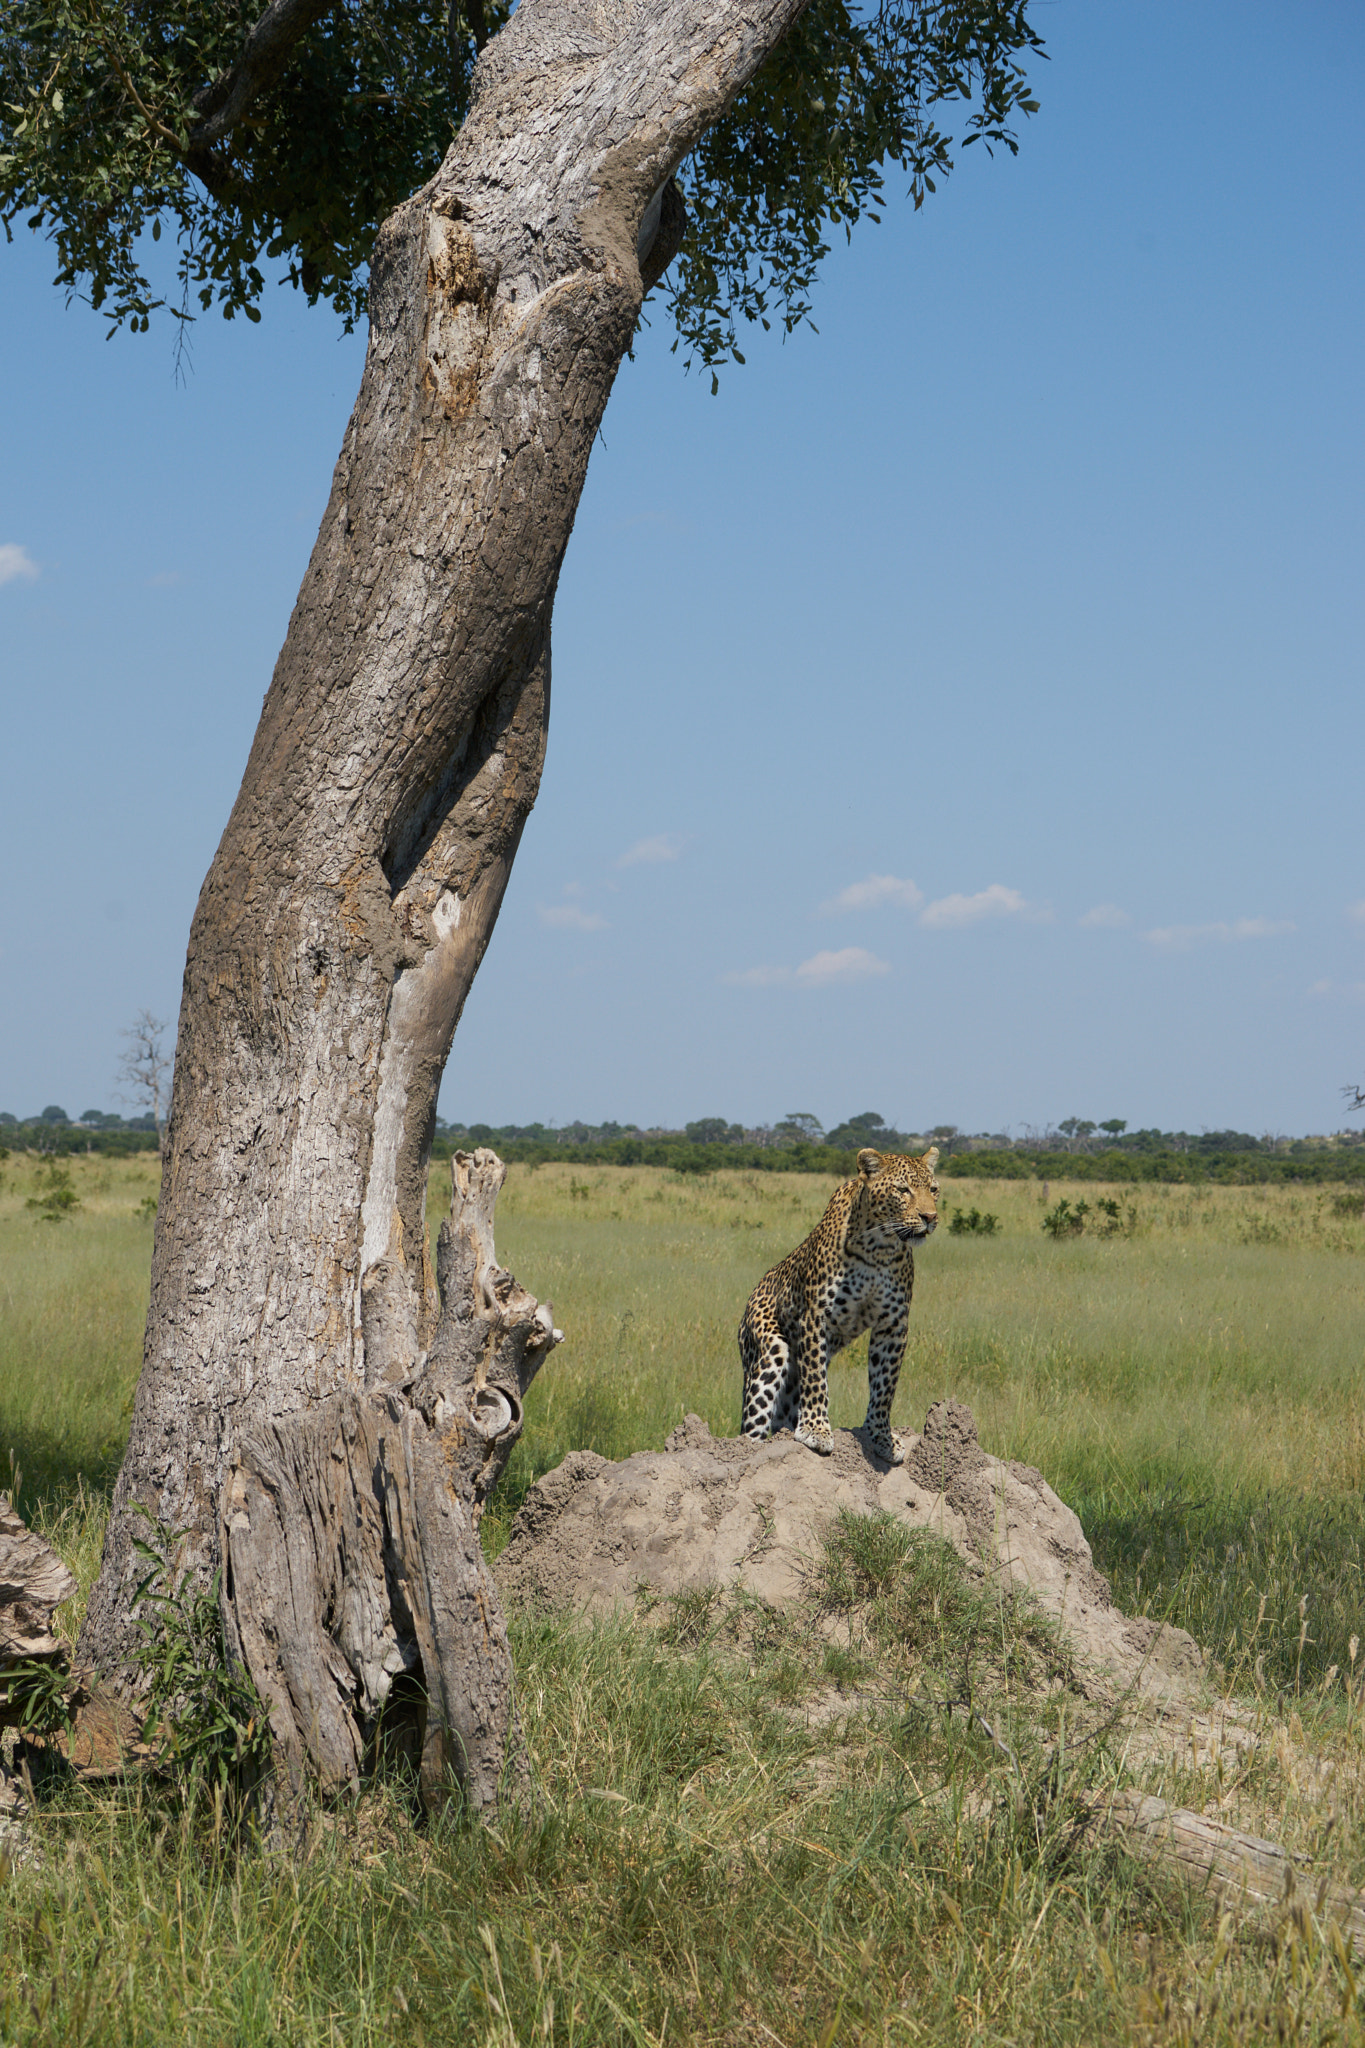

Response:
(188, 0), (333, 149)
(103, 45), (189, 156)
(450, 0), (489, 55)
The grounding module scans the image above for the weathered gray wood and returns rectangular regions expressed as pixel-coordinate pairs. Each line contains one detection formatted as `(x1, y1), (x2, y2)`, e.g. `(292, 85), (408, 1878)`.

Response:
(1088, 1788), (1365, 1953)
(0, 1494), (75, 1724)
(221, 1150), (560, 1811)
(79, 0), (813, 1739)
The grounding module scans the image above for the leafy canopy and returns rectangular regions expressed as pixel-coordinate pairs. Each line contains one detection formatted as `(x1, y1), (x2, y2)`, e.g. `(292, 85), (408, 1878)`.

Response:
(0, 0), (1043, 364)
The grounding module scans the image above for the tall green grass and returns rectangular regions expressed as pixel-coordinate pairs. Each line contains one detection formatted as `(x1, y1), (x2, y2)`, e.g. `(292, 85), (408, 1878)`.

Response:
(490, 1167), (1365, 1500)
(480, 1166), (1365, 1693)
(0, 1156), (156, 1496)
(4, 1154), (1364, 1685)
(5, 1155), (1365, 2042)
(6, 1516), (1365, 2045)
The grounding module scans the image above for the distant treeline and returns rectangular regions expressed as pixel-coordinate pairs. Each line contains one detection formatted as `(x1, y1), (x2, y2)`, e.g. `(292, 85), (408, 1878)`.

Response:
(8, 1104), (1362, 1183)
(0, 1109), (159, 1155)
(941, 1147), (1365, 1187)
(432, 1113), (1365, 1186)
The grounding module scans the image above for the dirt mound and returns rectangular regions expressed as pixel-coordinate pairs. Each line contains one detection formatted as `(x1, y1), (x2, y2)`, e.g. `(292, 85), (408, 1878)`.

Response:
(495, 1402), (1205, 1703)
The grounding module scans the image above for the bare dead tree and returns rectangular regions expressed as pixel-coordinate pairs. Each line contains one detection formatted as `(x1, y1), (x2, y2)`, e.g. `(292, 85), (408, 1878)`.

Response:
(115, 1011), (173, 1155)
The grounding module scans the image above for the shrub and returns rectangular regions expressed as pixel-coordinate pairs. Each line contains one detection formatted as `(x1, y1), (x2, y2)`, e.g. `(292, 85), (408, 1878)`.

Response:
(26, 1162), (80, 1223)
(1041, 1197), (1088, 1238)
(131, 1517), (274, 1805)
(947, 1206), (998, 1236)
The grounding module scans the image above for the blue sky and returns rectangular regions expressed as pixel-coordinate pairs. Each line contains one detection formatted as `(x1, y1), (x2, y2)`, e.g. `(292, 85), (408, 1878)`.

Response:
(2, 0), (1362, 1137)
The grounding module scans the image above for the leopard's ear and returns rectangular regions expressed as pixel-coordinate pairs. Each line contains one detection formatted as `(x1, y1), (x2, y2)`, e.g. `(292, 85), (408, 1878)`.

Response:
(857, 1147), (882, 1178)
(922, 1146), (940, 1172)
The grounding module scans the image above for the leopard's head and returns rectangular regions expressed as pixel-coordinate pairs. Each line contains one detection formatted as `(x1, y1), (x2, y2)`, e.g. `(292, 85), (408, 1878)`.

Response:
(847, 1146), (940, 1259)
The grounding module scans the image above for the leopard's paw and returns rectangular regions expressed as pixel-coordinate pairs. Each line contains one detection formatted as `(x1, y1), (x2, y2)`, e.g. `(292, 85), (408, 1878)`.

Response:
(795, 1423), (835, 1456)
(863, 1428), (904, 1466)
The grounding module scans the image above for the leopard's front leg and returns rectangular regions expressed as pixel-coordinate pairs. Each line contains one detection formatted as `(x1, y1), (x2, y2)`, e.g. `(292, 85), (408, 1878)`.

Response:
(794, 1302), (835, 1455)
(862, 1296), (909, 1465)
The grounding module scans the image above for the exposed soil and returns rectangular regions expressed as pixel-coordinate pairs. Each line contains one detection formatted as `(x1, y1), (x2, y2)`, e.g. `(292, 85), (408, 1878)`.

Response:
(495, 1400), (1208, 1708)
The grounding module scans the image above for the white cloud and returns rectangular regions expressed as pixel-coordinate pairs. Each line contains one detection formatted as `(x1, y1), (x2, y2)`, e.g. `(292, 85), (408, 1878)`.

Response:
(538, 902), (607, 932)
(1144, 917), (1295, 952)
(1079, 903), (1132, 929)
(724, 946), (890, 988)
(0, 544), (39, 587)
(1306, 977), (1365, 1002)
(723, 963), (791, 987)
(828, 874), (923, 913)
(795, 946), (890, 986)
(829, 876), (1045, 929)
(1347, 902), (1365, 925)
(146, 570), (184, 589)
(920, 884), (1037, 930)
(618, 834), (682, 868)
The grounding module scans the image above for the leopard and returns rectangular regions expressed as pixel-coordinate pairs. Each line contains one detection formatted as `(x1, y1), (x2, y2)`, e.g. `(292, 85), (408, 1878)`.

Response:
(738, 1146), (940, 1464)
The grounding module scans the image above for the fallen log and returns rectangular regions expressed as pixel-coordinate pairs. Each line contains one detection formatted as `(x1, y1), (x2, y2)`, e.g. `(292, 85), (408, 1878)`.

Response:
(1088, 1788), (1365, 1953)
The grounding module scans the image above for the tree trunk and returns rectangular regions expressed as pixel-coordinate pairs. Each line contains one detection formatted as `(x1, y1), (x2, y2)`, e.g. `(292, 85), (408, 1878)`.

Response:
(77, 0), (811, 1799)
(222, 1148), (560, 1812)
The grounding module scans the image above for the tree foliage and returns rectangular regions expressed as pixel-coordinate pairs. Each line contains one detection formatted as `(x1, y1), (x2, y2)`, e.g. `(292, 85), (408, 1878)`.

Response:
(1, 0), (1043, 359)
(666, 0), (1042, 379)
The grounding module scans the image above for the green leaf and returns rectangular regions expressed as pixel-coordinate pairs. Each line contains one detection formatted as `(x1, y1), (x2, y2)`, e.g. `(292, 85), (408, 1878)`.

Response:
(2, 0), (1043, 354)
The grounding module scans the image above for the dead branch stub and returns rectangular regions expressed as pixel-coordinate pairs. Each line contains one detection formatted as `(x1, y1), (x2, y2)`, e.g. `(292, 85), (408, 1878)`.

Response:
(223, 1148), (560, 1814)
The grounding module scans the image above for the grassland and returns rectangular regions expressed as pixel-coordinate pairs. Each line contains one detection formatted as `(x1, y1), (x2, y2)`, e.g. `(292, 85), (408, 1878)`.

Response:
(3, 1151), (1365, 2044)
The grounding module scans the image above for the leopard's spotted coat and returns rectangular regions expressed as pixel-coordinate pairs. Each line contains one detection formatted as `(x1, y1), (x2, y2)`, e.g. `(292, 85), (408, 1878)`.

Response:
(738, 1146), (939, 1463)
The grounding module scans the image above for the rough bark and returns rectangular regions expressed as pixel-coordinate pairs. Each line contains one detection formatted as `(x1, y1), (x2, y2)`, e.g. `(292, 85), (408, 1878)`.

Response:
(222, 1149), (558, 1811)
(1084, 1789), (1365, 1956)
(0, 1495), (75, 1724)
(1, 1493), (80, 1816)
(78, 0), (812, 1757)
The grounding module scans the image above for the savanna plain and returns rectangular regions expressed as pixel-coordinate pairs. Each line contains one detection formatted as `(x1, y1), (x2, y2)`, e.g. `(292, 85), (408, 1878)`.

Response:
(3, 1152), (1365, 2045)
